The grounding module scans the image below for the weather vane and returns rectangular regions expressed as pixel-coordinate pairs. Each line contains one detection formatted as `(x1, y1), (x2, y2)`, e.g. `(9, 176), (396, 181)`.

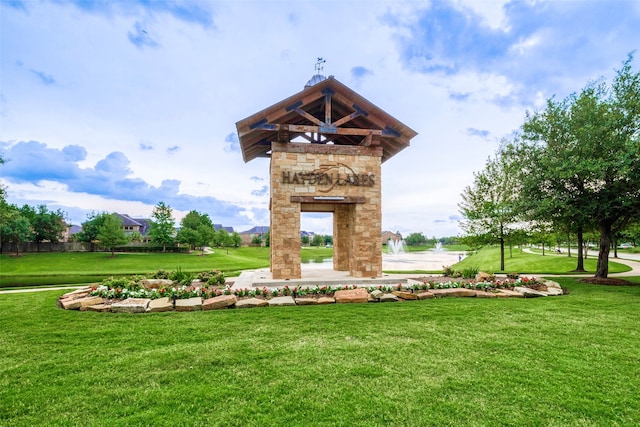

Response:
(315, 57), (326, 74)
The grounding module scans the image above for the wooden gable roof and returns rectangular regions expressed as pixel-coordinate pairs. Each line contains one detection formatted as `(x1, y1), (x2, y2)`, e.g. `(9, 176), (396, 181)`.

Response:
(235, 76), (418, 163)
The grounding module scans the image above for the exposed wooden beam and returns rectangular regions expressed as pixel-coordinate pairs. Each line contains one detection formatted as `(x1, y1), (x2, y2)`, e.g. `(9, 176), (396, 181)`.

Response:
(324, 92), (331, 124)
(332, 110), (363, 127)
(293, 108), (323, 126)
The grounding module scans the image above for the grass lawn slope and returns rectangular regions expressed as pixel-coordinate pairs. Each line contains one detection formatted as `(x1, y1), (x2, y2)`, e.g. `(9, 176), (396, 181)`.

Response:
(453, 246), (631, 275)
(0, 248), (332, 288)
(1, 278), (639, 425)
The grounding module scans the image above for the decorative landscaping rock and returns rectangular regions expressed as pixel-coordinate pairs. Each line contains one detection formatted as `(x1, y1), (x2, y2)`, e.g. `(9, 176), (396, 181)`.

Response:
(476, 271), (495, 282)
(542, 280), (563, 295)
(316, 297), (335, 304)
(514, 287), (548, 298)
(148, 297), (174, 312)
(84, 304), (111, 312)
(392, 291), (418, 300)
(202, 295), (237, 310)
(60, 287), (92, 299)
(370, 289), (383, 299)
(416, 291), (435, 300)
(235, 298), (268, 309)
(175, 297), (202, 311)
(334, 288), (369, 304)
(141, 279), (173, 289)
(543, 286), (563, 296)
(379, 293), (399, 302)
(295, 298), (319, 305)
(430, 288), (477, 298)
(495, 289), (524, 298)
(268, 296), (296, 307)
(474, 290), (497, 298)
(60, 296), (104, 310)
(111, 298), (151, 313)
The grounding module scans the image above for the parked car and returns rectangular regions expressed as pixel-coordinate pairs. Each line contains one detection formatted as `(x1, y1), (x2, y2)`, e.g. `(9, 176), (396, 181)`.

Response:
(618, 243), (633, 249)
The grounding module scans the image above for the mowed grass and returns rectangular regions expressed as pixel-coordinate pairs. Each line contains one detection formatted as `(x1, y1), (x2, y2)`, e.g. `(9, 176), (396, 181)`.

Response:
(453, 246), (632, 274)
(1, 278), (639, 426)
(0, 248), (333, 288)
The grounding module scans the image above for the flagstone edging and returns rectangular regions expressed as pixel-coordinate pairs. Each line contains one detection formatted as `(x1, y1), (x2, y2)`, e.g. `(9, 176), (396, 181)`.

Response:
(57, 279), (565, 313)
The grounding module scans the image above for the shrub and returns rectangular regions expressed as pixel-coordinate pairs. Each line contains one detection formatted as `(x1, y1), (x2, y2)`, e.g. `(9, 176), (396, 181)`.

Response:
(149, 269), (170, 279)
(169, 267), (195, 286)
(196, 269), (225, 286)
(461, 266), (480, 279)
(442, 265), (454, 276)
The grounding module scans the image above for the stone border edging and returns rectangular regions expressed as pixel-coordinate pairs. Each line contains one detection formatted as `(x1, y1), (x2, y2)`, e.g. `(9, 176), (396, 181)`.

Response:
(57, 279), (565, 313)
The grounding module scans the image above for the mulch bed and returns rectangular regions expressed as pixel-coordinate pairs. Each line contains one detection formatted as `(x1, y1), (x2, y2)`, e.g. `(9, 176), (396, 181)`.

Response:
(578, 277), (639, 286)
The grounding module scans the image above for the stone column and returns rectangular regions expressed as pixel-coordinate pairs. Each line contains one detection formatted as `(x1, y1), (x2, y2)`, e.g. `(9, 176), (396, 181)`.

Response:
(333, 204), (352, 271)
(270, 200), (301, 279)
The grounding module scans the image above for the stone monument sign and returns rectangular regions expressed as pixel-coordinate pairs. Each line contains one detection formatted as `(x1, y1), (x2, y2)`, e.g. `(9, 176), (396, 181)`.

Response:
(236, 75), (417, 279)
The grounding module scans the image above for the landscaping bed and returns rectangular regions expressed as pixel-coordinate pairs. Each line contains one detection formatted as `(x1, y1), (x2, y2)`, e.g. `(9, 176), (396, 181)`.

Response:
(56, 270), (566, 313)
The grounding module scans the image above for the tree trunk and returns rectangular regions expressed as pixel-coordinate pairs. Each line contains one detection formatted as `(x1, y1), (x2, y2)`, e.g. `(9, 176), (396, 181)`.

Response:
(566, 231), (571, 257)
(595, 222), (612, 278)
(499, 224), (505, 271)
(613, 237), (618, 258)
(509, 244), (512, 258)
(542, 241), (545, 256)
(574, 225), (586, 272)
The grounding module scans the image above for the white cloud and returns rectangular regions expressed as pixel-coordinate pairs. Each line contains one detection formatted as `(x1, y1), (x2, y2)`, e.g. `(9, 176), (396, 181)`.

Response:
(1, 0), (639, 237)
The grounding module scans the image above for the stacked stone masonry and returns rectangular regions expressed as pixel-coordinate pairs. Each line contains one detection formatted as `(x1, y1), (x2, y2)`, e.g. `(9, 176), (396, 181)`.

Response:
(270, 143), (383, 279)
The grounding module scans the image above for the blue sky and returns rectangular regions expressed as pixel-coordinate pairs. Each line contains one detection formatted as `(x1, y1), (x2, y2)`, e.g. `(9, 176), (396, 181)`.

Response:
(1, 0), (639, 237)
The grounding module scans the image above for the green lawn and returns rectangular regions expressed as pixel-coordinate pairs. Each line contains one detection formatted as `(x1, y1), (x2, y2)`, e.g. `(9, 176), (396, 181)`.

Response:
(1, 278), (639, 425)
(453, 246), (632, 275)
(0, 247), (333, 288)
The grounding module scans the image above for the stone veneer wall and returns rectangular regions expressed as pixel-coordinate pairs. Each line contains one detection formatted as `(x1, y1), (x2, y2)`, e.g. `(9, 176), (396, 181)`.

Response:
(270, 142), (383, 279)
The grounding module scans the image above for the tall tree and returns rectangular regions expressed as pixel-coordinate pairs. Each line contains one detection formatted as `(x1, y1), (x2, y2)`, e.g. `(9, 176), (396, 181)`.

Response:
(96, 213), (130, 256)
(148, 202), (175, 251)
(459, 148), (521, 271)
(176, 210), (214, 252)
(77, 211), (109, 244)
(28, 205), (67, 250)
(0, 207), (32, 255)
(519, 55), (640, 278)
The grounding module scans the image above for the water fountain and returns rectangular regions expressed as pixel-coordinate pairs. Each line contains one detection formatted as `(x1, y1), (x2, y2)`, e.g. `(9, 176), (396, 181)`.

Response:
(432, 242), (443, 252)
(387, 239), (406, 255)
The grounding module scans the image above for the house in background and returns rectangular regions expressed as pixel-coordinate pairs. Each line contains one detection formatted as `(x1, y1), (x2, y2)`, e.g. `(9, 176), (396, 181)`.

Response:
(214, 224), (235, 233)
(382, 231), (402, 244)
(115, 214), (152, 242)
(240, 226), (270, 246)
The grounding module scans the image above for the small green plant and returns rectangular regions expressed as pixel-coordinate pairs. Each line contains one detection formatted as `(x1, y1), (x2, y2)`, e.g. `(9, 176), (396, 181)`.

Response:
(149, 269), (170, 279)
(461, 266), (480, 279)
(169, 267), (195, 286)
(196, 269), (225, 286)
(442, 265), (455, 276)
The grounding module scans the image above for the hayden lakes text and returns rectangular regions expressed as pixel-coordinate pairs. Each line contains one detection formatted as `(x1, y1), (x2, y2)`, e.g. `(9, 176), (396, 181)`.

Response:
(281, 172), (376, 187)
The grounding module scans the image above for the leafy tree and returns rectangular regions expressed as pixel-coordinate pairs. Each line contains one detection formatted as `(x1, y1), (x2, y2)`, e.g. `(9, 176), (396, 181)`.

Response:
(77, 211), (109, 243)
(176, 210), (214, 252)
(459, 148), (521, 271)
(251, 235), (263, 245)
(264, 230), (270, 247)
(22, 204), (67, 250)
(231, 232), (242, 248)
(1, 207), (32, 255)
(129, 231), (144, 243)
(149, 201), (175, 251)
(405, 232), (427, 246)
(96, 213), (130, 256)
(301, 235), (310, 246)
(323, 234), (333, 246)
(311, 234), (324, 246)
(518, 55), (640, 278)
